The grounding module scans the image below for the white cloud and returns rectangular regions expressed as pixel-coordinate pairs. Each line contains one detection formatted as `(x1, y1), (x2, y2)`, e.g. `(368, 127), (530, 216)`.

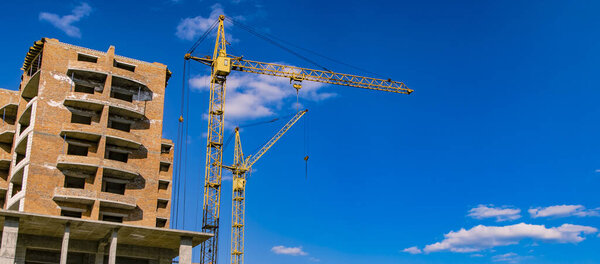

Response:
(422, 223), (597, 253)
(271, 245), (308, 256)
(468, 205), (521, 222)
(492, 252), (527, 263)
(39, 3), (91, 38)
(308, 257), (320, 262)
(529, 205), (599, 218)
(189, 72), (335, 122)
(176, 4), (223, 40)
(402, 246), (422, 254)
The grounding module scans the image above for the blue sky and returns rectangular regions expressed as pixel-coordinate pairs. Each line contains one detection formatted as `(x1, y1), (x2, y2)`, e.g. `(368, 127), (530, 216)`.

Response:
(1, 1), (600, 263)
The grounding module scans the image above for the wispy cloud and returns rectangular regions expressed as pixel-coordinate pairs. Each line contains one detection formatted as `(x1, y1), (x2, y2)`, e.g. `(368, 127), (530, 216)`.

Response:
(189, 72), (335, 122)
(421, 223), (597, 253)
(468, 205), (521, 222)
(492, 252), (530, 263)
(529, 205), (599, 218)
(39, 3), (91, 38)
(271, 245), (308, 256)
(402, 246), (422, 254)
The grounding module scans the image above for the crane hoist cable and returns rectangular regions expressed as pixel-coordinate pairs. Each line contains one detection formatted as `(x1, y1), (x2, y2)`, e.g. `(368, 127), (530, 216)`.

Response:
(224, 17), (388, 79)
(182, 55), (192, 228)
(224, 17), (332, 72)
(188, 20), (220, 55)
(173, 60), (184, 228)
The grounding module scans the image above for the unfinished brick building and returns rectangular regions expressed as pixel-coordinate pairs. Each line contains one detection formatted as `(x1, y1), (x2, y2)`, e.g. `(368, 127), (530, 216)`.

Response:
(0, 38), (209, 264)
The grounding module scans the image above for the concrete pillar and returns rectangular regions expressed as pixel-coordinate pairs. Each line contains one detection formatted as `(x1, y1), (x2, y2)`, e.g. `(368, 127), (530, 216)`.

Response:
(108, 229), (118, 264)
(14, 246), (25, 264)
(178, 236), (192, 264)
(59, 223), (70, 264)
(94, 242), (106, 264)
(0, 216), (20, 264)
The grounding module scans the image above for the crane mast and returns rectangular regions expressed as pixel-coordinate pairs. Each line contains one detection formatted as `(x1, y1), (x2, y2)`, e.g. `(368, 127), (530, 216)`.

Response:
(223, 109), (307, 264)
(198, 15), (228, 264)
(185, 15), (412, 264)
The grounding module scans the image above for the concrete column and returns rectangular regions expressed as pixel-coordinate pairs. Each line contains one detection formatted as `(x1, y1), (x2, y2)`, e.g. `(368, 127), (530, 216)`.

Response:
(178, 236), (192, 264)
(108, 229), (118, 264)
(0, 216), (20, 264)
(59, 223), (70, 264)
(94, 242), (106, 264)
(14, 246), (25, 264)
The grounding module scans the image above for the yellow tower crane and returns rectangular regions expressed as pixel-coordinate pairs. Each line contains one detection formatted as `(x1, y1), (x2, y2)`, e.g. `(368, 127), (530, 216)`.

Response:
(184, 15), (413, 264)
(221, 109), (307, 264)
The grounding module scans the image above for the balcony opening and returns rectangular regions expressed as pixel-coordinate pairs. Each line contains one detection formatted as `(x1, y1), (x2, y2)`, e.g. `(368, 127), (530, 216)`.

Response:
(157, 199), (168, 209)
(14, 135), (28, 165)
(18, 105), (32, 135)
(156, 218), (167, 228)
(108, 114), (135, 132)
(68, 69), (107, 94)
(111, 91), (133, 102)
(61, 209), (83, 218)
(74, 83), (95, 94)
(159, 162), (170, 172)
(64, 176), (85, 189)
(158, 181), (169, 190)
(108, 119), (131, 132)
(0, 104), (17, 126)
(0, 168), (8, 182)
(102, 214), (123, 223)
(161, 144), (172, 154)
(11, 183), (21, 196)
(71, 113), (92, 125)
(110, 76), (152, 103)
(67, 106), (99, 125)
(113, 60), (135, 72)
(106, 145), (129, 162)
(77, 53), (98, 63)
(15, 153), (25, 165)
(102, 177), (126, 195)
(67, 143), (88, 156)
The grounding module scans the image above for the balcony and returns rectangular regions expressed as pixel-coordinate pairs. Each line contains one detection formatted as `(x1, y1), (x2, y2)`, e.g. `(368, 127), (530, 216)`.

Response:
(52, 187), (137, 210)
(102, 159), (139, 180)
(67, 61), (106, 74)
(7, 189), (25, 210)
(52, 187), (96, 205)
(107, 103), (145, 120)
(98, 191), (136, 210)
(0, 102), (18, 124)
(0, 124), (15, 144)
(21, 70), (40, 100)
(105, 133), (141, 150)
(10, 161), (28, 184)
(66, 68), (108, 94)
(64, 94), (105, 112)
(56, 155), (100, 175)
(111, 66), (148, 84)
(60, 123), (102, 142)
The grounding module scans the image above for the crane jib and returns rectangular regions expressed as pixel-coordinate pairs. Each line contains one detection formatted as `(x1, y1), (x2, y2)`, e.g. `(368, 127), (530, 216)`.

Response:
(230, 59), (413, 94)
